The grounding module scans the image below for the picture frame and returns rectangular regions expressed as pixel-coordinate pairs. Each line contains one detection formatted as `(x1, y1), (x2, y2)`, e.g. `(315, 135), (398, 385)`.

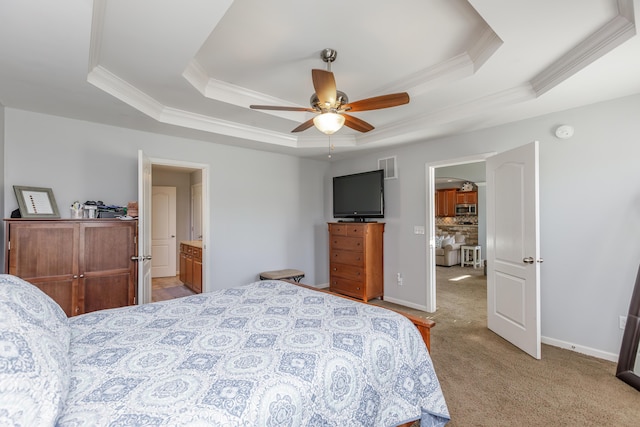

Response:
(13, 186), (60, 218)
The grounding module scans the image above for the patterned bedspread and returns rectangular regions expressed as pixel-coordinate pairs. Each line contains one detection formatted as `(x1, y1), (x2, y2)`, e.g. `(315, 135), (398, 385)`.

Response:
(58, 280), (449, 426)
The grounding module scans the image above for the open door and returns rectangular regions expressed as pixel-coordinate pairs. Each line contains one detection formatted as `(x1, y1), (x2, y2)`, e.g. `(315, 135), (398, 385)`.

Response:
(137, 150), (153, 304)
(486, 141), (541, 359)
(151, 186), (177, 278)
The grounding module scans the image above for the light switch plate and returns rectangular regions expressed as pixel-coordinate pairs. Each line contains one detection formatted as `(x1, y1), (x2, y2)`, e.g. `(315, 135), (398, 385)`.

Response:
(414, 226), (425, 235)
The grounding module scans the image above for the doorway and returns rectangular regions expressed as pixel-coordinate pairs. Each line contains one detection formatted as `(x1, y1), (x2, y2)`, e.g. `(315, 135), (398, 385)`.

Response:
(426, 143), (541, 358)
(425, 153), (493, 313)
(149, 162), (208, 302)
(432, 161), (487, 323)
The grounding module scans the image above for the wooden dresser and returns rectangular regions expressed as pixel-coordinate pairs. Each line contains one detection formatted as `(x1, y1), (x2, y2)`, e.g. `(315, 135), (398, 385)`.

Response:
(4, 219), (137, 316)
(179, 241), (202, 293)
(328, 222), (384, 302)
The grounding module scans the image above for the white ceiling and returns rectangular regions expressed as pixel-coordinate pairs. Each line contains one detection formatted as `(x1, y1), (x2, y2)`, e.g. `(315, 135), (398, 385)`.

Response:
(1, 0), (639, 160)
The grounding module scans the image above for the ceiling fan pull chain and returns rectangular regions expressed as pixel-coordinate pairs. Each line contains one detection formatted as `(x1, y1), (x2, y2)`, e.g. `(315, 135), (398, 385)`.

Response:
(328, 135), (334, 159)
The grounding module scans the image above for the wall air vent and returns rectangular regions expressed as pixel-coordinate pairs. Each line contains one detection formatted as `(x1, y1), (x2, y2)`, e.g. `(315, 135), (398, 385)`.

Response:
(378, 156), (398, 180)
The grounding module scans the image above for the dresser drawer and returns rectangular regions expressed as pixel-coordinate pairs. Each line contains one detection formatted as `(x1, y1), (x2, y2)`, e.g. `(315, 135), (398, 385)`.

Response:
(330, 249), (364, 266)
(329, 224), (365, 237)
(330, 236), (364, 251)
(330, 277), (365, 299)
(330, 262), (365, 281)
(344, 225), (364, 237)
(329, 223), (348, 236)
(192, 247), (202, 261)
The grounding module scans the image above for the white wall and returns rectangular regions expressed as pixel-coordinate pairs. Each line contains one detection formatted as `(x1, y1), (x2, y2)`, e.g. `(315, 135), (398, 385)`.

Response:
(3, 108), (330, 289)
(329, 93), (640, 360)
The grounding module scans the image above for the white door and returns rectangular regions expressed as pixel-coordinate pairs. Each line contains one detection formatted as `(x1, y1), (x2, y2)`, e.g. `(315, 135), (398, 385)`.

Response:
(486, 141), (541, 359)
(152, 186), (176, 278)
(191, 183), (202, 240)
(137, 150), (153, 304)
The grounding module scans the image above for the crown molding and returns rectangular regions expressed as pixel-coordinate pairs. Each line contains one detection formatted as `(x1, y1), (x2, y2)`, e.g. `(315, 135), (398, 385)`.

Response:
(468, 26), (503, 71)
(183, 60), (310, 123)
(374, 53), (474, 98)
(88, 66), (164, 119)
(87, 0), (106, 72)
(531, 3), (636, 96)
(160, 107), (299, 147)
(89, 65), (301, 147)
(354, 84), (536, 147)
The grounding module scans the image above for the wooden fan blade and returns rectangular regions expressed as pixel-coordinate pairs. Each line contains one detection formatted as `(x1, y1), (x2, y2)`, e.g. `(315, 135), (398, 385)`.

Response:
(291, 118), (316, 133)
(250, 105), (315, 112)
(312, 69), (337, 108)
(343, 114), (375, 133)
(343, 92), (410, 112)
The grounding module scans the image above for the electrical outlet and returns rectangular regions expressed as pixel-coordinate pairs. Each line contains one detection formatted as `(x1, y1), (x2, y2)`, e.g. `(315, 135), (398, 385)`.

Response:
(620, 315), (627, 330)
(397, 273), (403, 286)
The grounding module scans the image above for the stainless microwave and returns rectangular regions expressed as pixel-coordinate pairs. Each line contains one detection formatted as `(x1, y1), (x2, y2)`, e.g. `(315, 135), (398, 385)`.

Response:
(455, 204), (477, 216)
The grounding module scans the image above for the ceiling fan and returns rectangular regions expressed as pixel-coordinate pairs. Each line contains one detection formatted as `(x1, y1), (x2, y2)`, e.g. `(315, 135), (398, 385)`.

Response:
(250, 48), (410, 135)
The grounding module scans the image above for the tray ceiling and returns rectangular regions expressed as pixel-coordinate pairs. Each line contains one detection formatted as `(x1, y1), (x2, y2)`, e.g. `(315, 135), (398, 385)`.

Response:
(1, 0), (639, 159)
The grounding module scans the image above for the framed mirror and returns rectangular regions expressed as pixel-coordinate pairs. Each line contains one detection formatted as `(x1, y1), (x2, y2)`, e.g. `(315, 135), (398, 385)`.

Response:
(616, 264), (640, 391)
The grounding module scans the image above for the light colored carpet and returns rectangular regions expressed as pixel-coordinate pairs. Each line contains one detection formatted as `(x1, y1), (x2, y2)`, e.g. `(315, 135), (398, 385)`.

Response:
(374, 265), (640, 426)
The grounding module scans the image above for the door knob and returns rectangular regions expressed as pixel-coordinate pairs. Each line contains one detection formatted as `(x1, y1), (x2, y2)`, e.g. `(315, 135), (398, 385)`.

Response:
(171, 235), (175, 238)
(523, 257), (534, 264)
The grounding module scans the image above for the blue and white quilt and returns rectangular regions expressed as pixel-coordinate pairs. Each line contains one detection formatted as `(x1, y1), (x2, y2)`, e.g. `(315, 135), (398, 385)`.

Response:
(0, 275), (449, 426)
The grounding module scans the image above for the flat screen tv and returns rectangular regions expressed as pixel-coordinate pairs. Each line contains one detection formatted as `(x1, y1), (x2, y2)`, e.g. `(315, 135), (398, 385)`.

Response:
(333, 169), (384, 221)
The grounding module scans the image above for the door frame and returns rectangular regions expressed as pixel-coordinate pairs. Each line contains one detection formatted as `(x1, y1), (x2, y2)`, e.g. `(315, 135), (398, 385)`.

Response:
(191, 183), (203, 240)
(148, 157), (210, 292)
(425, 152), (495, 312)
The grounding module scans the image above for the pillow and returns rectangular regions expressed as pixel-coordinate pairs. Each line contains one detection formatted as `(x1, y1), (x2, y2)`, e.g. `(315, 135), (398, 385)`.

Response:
(455, 234), (466, 244)
(442, 237), (455, 247)
(0, 274), (71, 426)
(435, 235), (444, 248)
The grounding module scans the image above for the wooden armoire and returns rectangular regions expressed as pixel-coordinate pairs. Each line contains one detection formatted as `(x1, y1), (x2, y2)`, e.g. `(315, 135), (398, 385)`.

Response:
(4, 219), (137, 316)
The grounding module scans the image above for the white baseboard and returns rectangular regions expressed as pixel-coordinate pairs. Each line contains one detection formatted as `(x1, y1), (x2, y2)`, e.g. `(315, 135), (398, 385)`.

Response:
(381, 296), (431, 313)
(309, 286), (432, 313)
(308, 282), (329, 289)
(542, 336), (618, 363)
(314, 285), (616, 362)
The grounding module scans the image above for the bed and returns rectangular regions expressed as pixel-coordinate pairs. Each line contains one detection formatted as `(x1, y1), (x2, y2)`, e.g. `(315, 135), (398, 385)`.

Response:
(0, 274), (449, 426)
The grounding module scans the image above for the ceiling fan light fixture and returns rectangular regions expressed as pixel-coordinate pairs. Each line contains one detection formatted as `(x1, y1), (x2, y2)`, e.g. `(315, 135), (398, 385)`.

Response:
(313, 112), (345, 134)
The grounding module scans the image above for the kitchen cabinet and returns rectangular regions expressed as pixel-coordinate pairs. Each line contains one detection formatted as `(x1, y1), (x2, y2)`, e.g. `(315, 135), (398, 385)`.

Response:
(180, 241), (202, 293)
(456, 191), (477, 205)
(328, 222), (384, 302)
(435, 189), (457, 217)
(4, 219), (137, 316)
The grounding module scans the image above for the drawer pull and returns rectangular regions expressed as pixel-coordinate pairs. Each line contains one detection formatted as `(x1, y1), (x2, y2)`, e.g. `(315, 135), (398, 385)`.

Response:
(333, 268), (337, 271)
